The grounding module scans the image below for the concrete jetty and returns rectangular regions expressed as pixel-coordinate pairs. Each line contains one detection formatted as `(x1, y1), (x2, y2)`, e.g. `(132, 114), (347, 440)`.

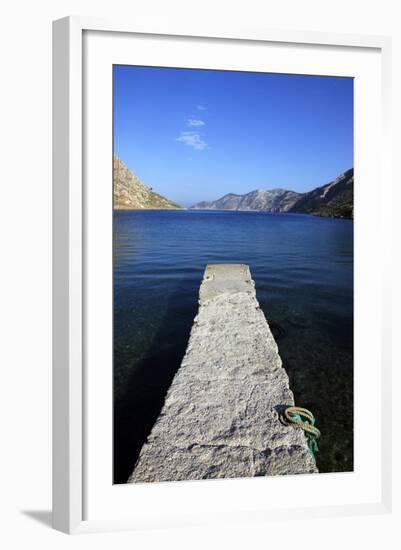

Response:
(129, 264), (317, 482)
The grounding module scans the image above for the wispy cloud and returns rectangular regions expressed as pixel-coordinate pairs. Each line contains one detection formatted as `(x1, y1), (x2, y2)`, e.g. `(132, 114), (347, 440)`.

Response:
(177, 107), (208, 150)
(176, 131), (208, 151)
(187, 118), (205, 127)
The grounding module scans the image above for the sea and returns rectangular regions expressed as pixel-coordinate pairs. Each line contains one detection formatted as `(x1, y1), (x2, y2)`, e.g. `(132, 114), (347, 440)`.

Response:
(113, 210), (353, 483)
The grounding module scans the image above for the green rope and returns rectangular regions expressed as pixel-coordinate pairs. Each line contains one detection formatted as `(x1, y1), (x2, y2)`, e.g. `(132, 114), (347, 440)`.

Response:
(280, 406), (321, 457)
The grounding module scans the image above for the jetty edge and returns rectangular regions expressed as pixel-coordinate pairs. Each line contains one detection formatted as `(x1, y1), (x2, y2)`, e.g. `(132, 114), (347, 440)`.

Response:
(129, 264), (317, 482)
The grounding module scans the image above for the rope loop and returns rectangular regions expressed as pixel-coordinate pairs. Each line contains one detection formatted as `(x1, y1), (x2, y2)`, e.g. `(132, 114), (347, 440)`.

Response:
(280, 406), (321, 456)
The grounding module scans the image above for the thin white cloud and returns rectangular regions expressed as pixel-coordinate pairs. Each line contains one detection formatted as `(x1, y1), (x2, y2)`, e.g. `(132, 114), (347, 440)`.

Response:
(187, 118), (205, 127)
(196, 104), (207, 111)
(176, 131), (208, 151)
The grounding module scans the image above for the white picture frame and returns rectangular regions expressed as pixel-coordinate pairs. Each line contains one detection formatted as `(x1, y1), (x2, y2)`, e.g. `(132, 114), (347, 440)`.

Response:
(52, 16), (392, 534)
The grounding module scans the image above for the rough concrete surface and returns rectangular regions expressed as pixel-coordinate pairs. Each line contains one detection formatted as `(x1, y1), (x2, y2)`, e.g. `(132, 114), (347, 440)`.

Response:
(129, 264), (317, 482)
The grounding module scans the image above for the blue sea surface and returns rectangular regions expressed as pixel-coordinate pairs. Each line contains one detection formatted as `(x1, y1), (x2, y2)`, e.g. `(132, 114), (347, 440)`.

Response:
(113, 210), (353, 482)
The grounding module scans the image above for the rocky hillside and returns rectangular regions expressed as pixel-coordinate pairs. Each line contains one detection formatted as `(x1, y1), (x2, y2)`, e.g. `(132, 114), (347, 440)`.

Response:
(192, 188), (301, 212)
(191, 168), (353, 218)
(114, 156), (182, 210)
(289, 168), (354, 218)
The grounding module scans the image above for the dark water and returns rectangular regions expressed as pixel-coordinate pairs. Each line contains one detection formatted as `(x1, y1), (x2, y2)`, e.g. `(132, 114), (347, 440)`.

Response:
(113, 210), (353, 483)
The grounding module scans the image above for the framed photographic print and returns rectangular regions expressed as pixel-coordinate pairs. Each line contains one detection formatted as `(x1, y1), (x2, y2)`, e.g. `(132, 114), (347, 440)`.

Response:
(52, 17), (392, 533)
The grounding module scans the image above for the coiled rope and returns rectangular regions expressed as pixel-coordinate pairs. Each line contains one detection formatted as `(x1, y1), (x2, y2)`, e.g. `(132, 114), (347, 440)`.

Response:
(280, 406), (321, 456)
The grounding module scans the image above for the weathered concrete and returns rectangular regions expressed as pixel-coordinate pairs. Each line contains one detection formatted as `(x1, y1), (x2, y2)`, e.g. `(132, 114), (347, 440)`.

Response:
(129, 264), (317, 482)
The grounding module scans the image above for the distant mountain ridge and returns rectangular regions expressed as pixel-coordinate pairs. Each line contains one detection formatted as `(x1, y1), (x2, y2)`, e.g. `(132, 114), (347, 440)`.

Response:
(191, 169), (353, 218)
(193, 188), (301, 212)
(114, 156), (183, 210)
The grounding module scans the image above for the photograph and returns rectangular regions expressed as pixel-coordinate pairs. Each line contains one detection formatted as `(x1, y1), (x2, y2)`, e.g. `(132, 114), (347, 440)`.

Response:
(112, 65), (354, 484)
(1, 0), (394, 542)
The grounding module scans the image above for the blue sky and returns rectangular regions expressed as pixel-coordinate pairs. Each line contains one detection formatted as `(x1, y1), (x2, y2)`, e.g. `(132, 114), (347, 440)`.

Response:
(114, 66), (353, 206)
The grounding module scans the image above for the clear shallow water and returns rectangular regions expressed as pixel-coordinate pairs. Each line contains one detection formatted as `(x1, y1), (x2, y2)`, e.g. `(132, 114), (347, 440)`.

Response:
(113, 210), (353, 483)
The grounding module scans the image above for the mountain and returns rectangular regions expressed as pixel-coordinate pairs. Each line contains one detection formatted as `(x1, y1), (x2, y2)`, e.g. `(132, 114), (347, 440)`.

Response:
(289, 168), (354, 218)
(190, 169), (353, 218)
(191, 188), (301, 212)
(114, 156), (183, 210)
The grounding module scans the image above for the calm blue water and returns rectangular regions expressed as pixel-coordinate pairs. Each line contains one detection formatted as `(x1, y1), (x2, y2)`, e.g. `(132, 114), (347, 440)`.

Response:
(113, 210), (353, 482)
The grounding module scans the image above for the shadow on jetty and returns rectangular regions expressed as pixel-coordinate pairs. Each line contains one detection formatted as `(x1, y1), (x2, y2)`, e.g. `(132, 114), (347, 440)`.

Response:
(113, 286), (197, 484)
